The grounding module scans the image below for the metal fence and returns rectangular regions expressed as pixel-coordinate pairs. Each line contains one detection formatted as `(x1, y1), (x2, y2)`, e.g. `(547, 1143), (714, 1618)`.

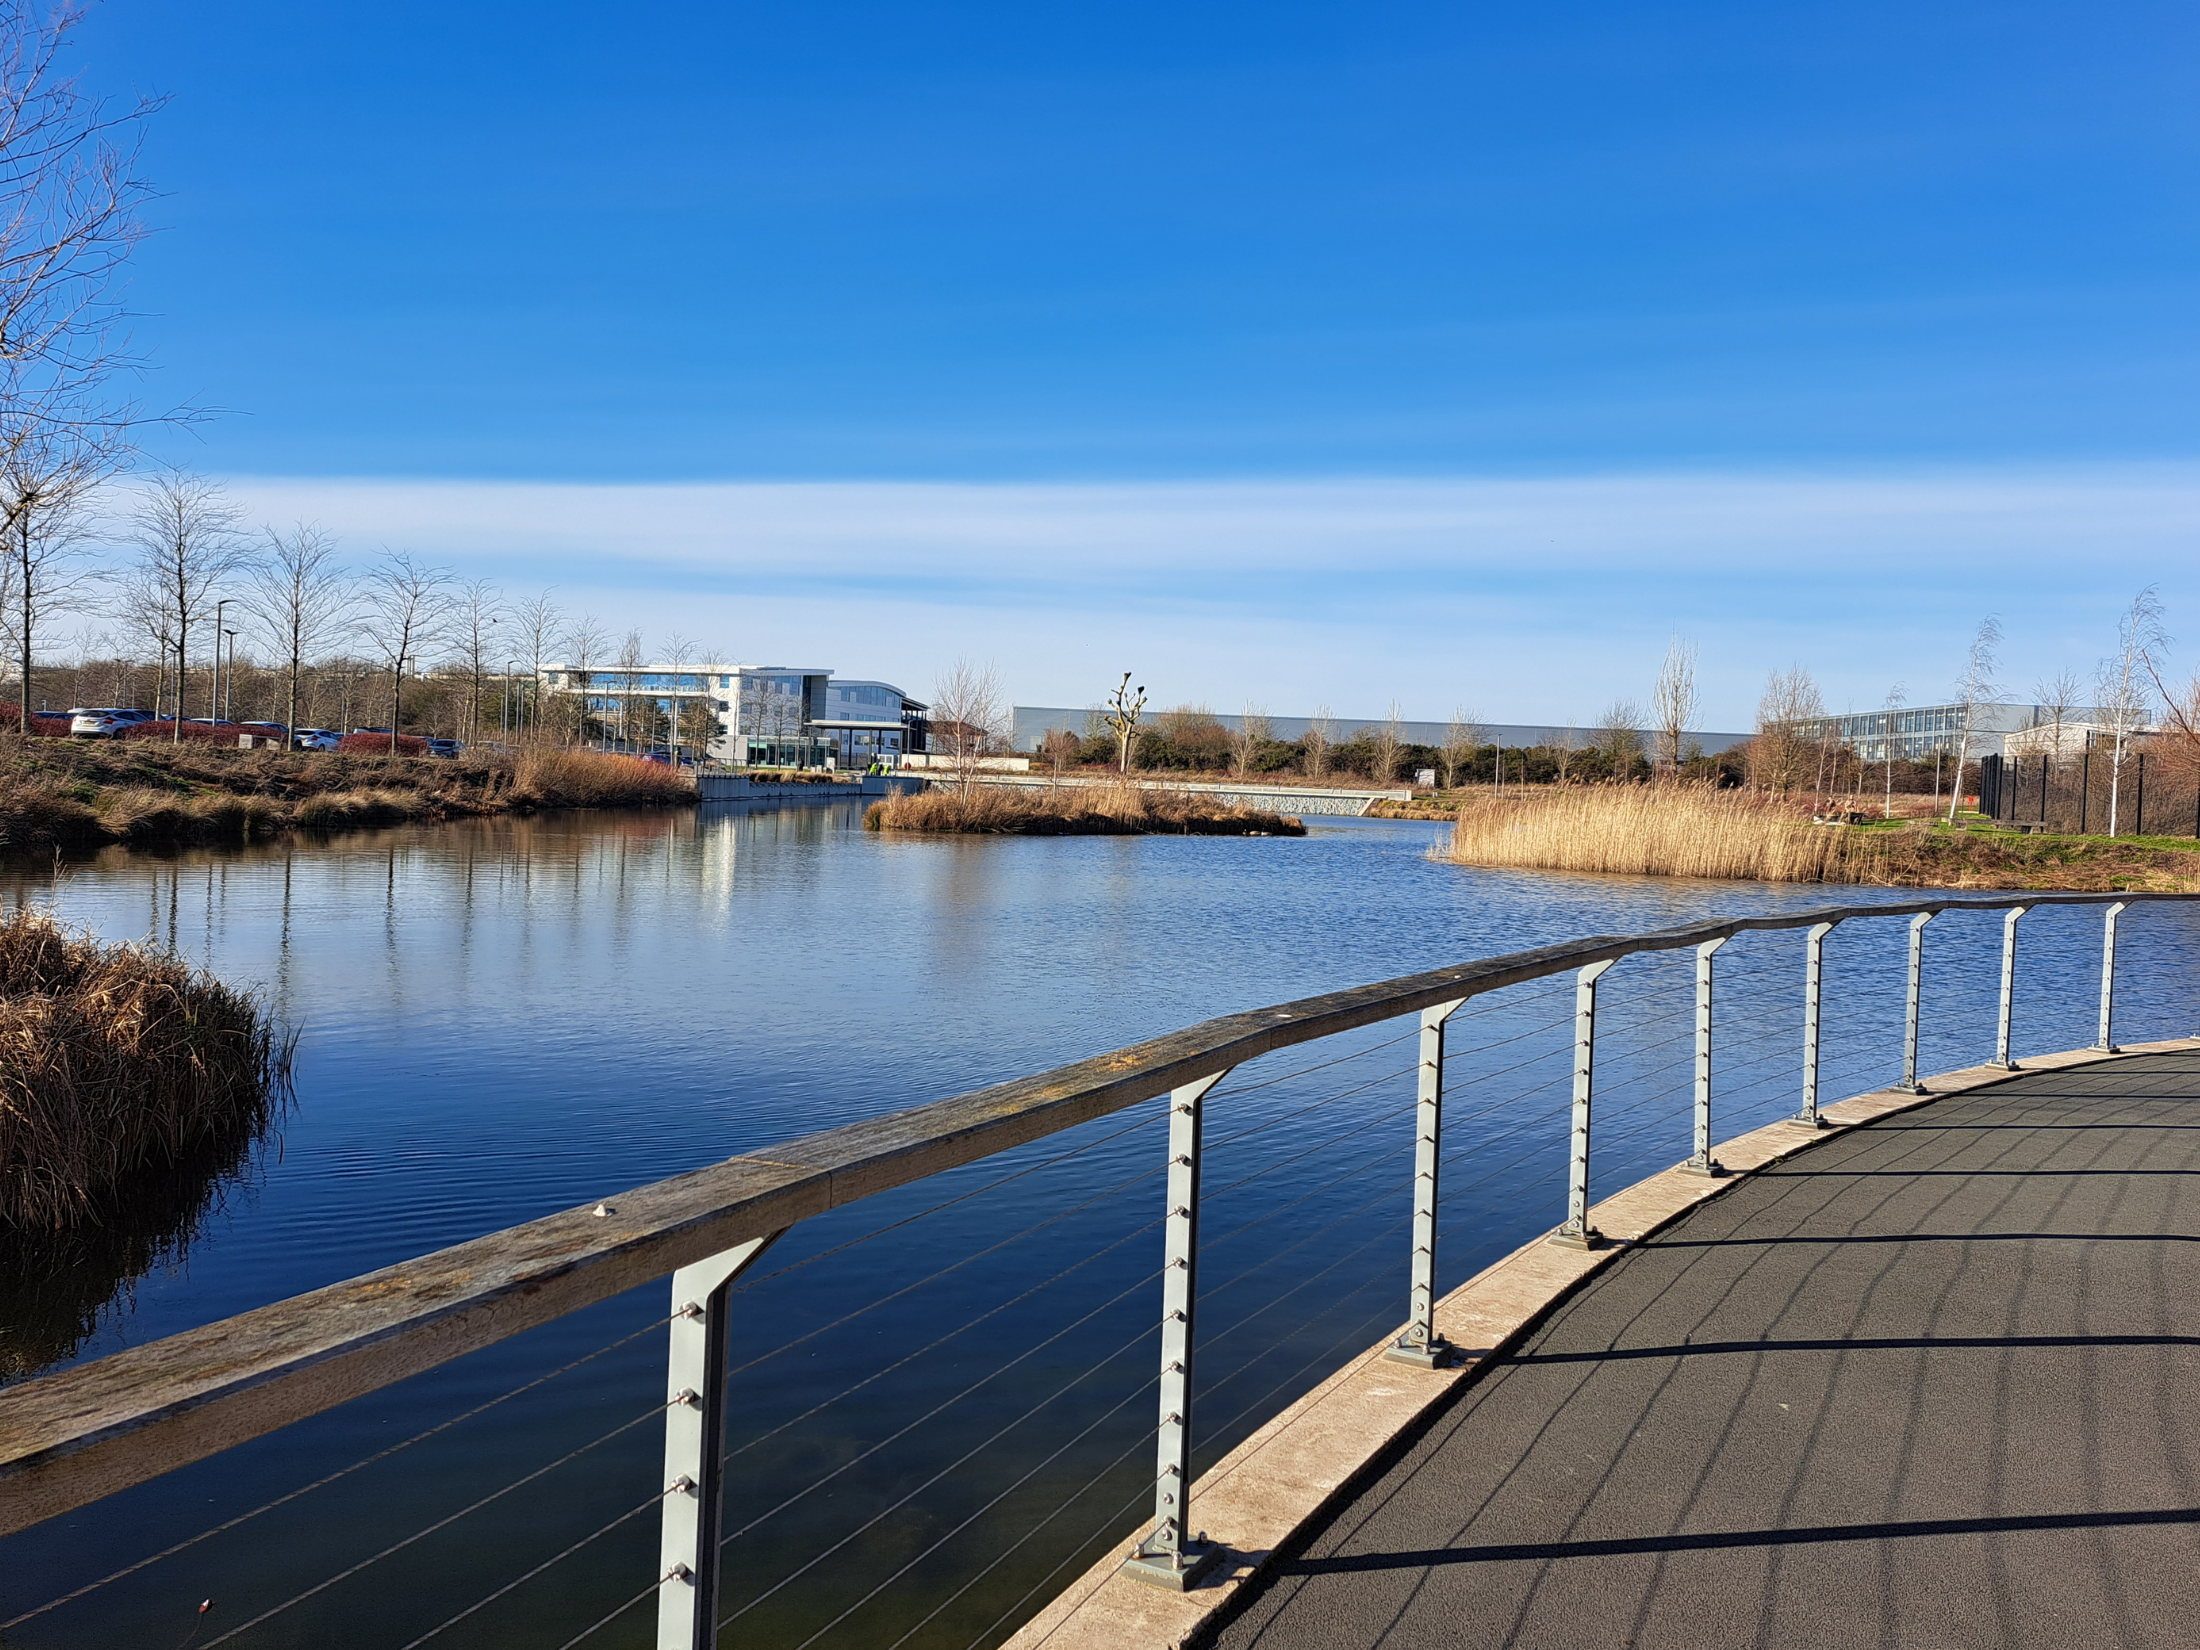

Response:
(1984, 749), (2200, 837)
(2, 891), (2197, 1648)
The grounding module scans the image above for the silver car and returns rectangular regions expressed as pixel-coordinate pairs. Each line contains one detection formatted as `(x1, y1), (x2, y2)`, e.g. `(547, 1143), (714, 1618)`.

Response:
(292, 727), (341, 751)
(68, 707), (153, 738)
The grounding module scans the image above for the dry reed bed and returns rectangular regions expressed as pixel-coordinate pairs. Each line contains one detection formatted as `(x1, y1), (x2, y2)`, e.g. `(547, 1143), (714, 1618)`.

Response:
(0, 742), (695, 854)
(1440, 784), (2200, 890)
(0, 906), (293, 1234)
(866, 781), (1306, 836)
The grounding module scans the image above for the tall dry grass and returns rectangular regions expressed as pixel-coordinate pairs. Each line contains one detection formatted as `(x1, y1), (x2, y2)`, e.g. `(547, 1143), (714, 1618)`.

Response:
(0, 905), (293, 1232)
(867, 778), (1305, 836)
(510, 749), (696, 809)
(1441, 784), (1856, 882)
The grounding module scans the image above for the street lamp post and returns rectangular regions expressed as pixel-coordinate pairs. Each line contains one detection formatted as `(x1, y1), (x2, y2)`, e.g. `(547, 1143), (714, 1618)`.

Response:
(223, 630), (238, 724)
(211, 598), (231, 727)
(501, 658), (516, 743)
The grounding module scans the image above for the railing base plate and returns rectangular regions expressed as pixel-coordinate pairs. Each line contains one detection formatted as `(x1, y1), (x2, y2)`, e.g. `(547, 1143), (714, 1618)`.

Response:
(1892, 1083), (1931, 1096)
(1680, 1158), (1726, 1177)
(1546, 1227), (1605, 1251)
(1383, 1337), (1455, 1370)
(1121, 1540), (1224, 1591)
(1785, 1112), (1831, 1130)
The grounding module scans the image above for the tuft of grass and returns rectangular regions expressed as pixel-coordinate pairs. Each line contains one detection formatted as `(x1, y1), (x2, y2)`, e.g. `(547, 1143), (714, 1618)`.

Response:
(865, 779), (1305, 837)
(509, 749), (696, 809)
(0, 905), (293, 1233)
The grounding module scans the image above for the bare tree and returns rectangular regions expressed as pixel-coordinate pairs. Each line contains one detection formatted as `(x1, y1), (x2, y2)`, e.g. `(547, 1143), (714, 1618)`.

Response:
(1302, 703), (1334, 779)
(932, 658), (1006, 794)
(127, 471), (248, 740)
(1441, 706), (1486, 790)
(443, 579), (503, 744)
(2031, 670), (2083, 760)
(248, 524), (351, 743)
(510, 590), (560, 741)
(0, 444), (102, 726)
(660, 634), (697, 763)
(1749, 666), (1823, 793)
(1103, 672), (1147, 775)
(2096, 588), (2167, 837)
(356, 551), (452, 754)
(1227, 702), (1271, 782)
(1870, 683), (1904, 818)
(1552, 723), (1580, 785)
(1944, 614), (2005, 824)
(1592, 699), (1643, 779)
(559, 613), (609, 746)
(0, 4), (163, 537)
(1650, 637), (1699, 779)
(1367, 699), (1405, 786)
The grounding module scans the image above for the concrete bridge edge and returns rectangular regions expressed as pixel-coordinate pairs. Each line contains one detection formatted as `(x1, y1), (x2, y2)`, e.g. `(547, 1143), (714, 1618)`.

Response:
(1000, 1035), (2200, 1650)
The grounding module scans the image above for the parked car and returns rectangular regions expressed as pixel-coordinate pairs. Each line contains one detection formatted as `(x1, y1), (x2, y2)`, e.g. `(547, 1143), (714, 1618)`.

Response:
(293, 727), (341, 751)
(423, 738), (464, 758)
(67, 707), (154, 738)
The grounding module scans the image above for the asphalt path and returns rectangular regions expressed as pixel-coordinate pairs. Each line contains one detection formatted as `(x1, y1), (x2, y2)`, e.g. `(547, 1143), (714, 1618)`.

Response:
(1212, 1051), (2200, 1650)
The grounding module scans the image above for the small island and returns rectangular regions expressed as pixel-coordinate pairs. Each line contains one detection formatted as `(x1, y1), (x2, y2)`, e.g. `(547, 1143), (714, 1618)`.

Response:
(865, 781), (1305, 837)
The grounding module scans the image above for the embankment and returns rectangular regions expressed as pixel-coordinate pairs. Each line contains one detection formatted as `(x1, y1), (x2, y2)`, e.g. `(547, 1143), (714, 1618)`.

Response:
(0, 740), (695, 854)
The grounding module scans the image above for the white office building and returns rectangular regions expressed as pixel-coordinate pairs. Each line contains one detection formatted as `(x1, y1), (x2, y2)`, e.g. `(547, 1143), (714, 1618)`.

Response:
(535, 663), (925, 767)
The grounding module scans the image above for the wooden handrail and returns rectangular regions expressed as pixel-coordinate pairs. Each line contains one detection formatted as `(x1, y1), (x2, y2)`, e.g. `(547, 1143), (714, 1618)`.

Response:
(0, 889), (2189, 1535)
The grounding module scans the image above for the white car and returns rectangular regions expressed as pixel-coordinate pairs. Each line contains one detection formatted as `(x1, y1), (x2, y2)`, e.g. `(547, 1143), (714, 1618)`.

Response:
(292, 727), (342, 751)
(68, 707), (154, 738)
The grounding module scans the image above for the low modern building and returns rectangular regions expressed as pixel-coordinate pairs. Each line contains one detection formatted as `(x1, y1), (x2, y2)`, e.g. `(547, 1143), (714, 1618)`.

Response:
(1009, 706), (1753, 756)
(535, 664), (926, 767)
(1794, 703), (2095, 763)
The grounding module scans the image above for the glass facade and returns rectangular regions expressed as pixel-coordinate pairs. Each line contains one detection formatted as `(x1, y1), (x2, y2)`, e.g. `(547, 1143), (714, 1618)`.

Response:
(539, 663), (923, 767)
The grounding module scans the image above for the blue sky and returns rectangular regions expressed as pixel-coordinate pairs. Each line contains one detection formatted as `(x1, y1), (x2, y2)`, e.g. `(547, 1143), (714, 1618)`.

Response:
(73, 1), (2200, 723)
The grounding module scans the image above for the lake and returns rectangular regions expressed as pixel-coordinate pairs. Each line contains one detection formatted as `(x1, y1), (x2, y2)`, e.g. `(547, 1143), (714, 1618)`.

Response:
(3, 804), (2193, 1648)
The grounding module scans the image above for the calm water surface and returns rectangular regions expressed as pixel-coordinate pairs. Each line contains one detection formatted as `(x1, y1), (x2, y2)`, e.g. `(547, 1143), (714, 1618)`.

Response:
(3, 805), (2193, 1648)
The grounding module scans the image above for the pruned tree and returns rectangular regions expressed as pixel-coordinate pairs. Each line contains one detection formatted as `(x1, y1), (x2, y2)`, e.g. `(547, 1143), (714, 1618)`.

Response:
(1551, 723), (1580, 785)
(2096, 587), (2166, 837)
(1227, 702), (1271, 782)
(613, 629), (646, 751)
(1650, 637), (1699, 779)
(1441, 707), (1486, 790)
(1367, 699), (1405, 786)
(1103, 672), (1147, 775)
(249, 524), (352, 743)
(1944, 614), (2006, 824)
(660, 634), (698, 763)
(126, 470), (249, 740)
(1302, 703), (1334, 779)
(933, 658), (1006, 794)
(356, 551), (452, 754)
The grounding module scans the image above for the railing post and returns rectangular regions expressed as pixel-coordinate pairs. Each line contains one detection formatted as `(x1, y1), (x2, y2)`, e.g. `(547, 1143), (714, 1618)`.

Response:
(1792, 919), (1842, 1128)
(658, 1233), (781, 1650)
(2097, 900), (2128, 1052)
(1550, 958), (1616, 1249)
(1390, 997), (1468, 1368)
(1684, 937), (1728, 1175)
(1123, 1069), (1230, 1590)
(1992, 905), (2029, 1069)
(1894, 910), (1935, 1095)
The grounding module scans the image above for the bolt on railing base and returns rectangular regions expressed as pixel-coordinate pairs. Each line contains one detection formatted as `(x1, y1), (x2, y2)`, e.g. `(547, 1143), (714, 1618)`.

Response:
(1784, 1111), (1831, 1129)
(1121, 1539), (1224, 1591)
(1890, 1082), (1932, 1097)
(1383, 1335), (1456, 1370)
(1680, 1156), (1727, 1177)
(1546, 1226), (1606, 1251)
(1988, 1060), (2022, 1072)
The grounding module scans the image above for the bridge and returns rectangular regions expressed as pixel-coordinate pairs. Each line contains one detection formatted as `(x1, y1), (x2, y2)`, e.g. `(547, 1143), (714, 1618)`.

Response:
(2, 892), (2196, 1648)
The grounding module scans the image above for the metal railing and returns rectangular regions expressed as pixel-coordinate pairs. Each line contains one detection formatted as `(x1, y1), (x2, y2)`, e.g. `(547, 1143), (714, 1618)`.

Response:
(1, 889), (2195, 1647)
